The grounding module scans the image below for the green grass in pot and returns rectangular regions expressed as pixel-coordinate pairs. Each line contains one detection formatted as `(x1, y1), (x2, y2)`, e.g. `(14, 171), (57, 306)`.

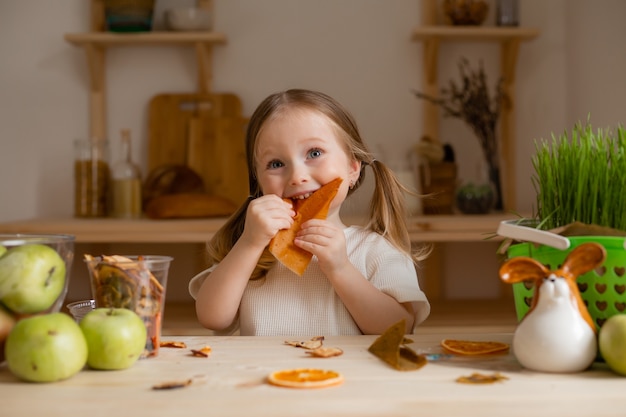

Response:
(532, 120), (626, 232)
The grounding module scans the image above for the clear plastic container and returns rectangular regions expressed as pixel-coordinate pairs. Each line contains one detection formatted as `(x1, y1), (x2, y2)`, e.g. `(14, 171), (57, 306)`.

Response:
(84, 255), (173, 358)
(66, 299), (95, 323)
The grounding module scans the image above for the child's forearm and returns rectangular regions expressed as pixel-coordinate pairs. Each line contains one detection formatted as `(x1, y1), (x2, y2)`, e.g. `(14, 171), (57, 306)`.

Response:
(195, 239), (266, 330)
(327, 265), (414, 334)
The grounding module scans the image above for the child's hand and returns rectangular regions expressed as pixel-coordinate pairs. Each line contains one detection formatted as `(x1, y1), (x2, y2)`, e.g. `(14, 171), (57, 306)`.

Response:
(294, 219), (349, 275)
(241, 195), (295, 248)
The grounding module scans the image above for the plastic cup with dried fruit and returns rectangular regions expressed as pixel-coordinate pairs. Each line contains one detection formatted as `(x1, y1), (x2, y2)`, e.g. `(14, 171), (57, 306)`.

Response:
(83, 254), (173, 358)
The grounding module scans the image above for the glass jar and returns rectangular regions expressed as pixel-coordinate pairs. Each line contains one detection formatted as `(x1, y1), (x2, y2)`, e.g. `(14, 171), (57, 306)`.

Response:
(496, 0), (519, 26)
(74, 139), (110, 218)
(110, 129), (142, 218)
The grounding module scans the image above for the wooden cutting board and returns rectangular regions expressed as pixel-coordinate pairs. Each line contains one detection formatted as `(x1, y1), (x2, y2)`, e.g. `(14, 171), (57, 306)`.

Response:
(148, 93), (249, 207)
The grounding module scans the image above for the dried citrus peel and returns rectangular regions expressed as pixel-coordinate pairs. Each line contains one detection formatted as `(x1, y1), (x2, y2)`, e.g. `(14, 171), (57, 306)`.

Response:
(368, 319), (427, 371)
(269, 178), (343, 276)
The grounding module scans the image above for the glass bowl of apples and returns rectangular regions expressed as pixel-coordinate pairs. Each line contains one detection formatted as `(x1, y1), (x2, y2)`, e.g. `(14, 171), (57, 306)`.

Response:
(0, 234), (75, 319)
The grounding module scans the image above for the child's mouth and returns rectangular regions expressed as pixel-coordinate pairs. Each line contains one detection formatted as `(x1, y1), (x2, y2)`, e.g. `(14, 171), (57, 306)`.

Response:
(291, 191), (314, 201)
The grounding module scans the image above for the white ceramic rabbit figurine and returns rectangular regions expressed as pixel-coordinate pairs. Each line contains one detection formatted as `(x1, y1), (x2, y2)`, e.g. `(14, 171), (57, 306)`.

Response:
(499, 242), (606, 373)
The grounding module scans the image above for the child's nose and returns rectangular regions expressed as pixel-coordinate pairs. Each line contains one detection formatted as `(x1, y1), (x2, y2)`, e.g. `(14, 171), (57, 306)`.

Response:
(288, 163), (309, 185)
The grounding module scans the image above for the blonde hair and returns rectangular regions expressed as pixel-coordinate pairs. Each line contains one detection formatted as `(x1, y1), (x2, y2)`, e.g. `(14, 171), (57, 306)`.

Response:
(205, 89), (428, 279)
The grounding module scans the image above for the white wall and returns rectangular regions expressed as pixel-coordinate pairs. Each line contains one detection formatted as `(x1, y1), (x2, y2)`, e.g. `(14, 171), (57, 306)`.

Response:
(1, 0), (625, 301)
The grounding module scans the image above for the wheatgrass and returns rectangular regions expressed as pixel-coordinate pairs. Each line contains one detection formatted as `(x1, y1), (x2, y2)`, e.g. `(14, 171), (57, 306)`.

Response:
(532, 122), (626, 231)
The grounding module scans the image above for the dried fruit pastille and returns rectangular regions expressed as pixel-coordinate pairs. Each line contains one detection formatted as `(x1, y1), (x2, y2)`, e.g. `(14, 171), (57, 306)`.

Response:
(269, 178), (342, 276)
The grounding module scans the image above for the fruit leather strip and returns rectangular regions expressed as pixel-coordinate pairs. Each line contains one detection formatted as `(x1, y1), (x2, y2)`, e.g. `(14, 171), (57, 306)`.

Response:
(269, 178), (342, 276)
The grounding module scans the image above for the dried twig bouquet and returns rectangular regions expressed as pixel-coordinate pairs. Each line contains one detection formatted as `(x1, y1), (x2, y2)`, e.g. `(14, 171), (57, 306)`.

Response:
(413, 57), (506, 210)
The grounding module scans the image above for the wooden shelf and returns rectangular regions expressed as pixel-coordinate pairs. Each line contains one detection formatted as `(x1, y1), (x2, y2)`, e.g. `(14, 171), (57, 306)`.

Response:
(0, 213), (517, 244)
(412, 25), (539, 42)
(64, 0), (225, 142)
(64, 31), (227, 46)
(411, 17), (539, 211)
(406, 213), (513, 242)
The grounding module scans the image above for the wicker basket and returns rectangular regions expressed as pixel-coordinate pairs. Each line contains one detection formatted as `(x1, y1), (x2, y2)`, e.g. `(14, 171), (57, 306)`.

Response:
(419, 162), (457, 214)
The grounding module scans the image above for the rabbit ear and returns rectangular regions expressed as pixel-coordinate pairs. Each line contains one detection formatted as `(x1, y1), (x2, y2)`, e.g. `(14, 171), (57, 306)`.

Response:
(500, 256), (550, 284)
(559, 242), (606, 279)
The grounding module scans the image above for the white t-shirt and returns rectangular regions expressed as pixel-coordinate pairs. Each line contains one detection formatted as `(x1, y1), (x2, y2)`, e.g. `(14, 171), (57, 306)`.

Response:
(189, 225), (430, 336)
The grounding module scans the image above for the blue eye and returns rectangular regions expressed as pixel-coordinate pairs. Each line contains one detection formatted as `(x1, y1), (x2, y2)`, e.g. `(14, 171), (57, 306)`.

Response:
(308, 148), (323, 159)
(267, 160), (284, 169)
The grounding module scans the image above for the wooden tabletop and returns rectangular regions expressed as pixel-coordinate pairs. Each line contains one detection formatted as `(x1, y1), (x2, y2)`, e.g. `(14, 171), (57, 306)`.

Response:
(2, 331), (623, 417)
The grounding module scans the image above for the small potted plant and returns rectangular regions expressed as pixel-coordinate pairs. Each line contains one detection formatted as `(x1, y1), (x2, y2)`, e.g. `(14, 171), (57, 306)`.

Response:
(498, 120), (626, 330)
(456, 182), (494, 214)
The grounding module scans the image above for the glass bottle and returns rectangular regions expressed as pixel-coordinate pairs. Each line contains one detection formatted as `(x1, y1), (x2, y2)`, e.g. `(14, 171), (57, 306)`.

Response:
(496, 0), (519, 26)
(110, 129), (142, 218)
(74, 139), (110, 218)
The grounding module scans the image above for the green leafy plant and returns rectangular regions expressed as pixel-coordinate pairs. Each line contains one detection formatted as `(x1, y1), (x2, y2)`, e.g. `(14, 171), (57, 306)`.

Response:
(532, 120), (626, 232)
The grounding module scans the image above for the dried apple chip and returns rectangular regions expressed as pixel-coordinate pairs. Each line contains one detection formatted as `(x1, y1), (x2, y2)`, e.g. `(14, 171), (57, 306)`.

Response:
(305, 347), (344, 358)
(269, 178), (343, 276)
(190, 345), (212, 357)
(152, 379), (193, 390)
(284, 336), (325, 349)
(160, 340), (187, 349)
(456, 372), (509, 384)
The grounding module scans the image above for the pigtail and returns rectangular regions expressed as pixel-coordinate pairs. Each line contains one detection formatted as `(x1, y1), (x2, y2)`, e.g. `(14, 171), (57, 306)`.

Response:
(204, 197), (250, 267)
(365, 160), (430, 263)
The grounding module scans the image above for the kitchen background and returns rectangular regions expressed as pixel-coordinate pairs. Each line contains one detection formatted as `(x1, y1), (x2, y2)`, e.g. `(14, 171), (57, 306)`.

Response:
(1, 0), (625, 305)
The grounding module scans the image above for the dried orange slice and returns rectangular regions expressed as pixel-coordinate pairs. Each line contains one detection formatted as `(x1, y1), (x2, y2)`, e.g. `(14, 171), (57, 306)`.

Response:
(267, 368), (344, 389)
(441, 339), (509, 356)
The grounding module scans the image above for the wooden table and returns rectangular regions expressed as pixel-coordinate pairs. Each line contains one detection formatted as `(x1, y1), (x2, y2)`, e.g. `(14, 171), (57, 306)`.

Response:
(2, 331), (624, 417)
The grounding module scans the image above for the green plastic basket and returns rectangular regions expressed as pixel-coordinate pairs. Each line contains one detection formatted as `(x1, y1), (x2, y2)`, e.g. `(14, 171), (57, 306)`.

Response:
(507, 236), (626, 330)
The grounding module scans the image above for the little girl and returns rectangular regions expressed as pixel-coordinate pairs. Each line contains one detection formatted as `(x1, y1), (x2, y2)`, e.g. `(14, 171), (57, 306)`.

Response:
(189, 89), (430, 336)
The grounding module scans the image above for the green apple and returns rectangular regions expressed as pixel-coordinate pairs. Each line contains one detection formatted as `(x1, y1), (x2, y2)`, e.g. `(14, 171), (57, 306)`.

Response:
(5, 312), (87, 382)
(0, 245), (7, 257)
(599, 314), (626, 376)
(0, 244), (66, 314)
(80, 308), (147, 370)
(0, 303), (17, 363)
